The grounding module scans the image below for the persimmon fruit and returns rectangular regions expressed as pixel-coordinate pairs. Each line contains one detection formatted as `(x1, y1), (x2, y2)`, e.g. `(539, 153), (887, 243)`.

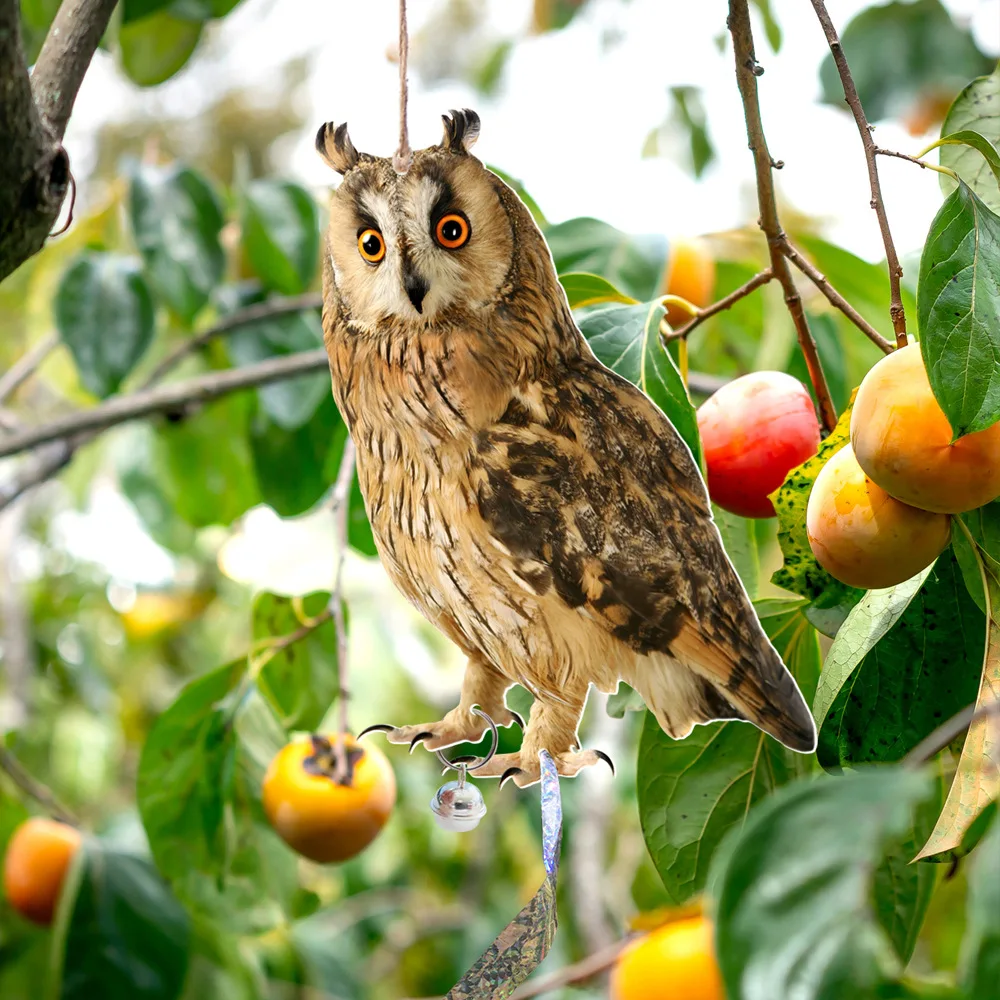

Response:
(806, 444), (951, 589)
(262, 733), (396, 863)
(3, 817), (82, 925)
(851, 343), (1000, 515)
(697, 371), (821, 518)
(610, 914), (724, 1000)
(662, 236), (715, 329)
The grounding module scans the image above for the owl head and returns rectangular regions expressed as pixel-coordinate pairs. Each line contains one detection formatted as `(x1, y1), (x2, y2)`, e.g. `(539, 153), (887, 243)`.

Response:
(316, 110), (551, 331)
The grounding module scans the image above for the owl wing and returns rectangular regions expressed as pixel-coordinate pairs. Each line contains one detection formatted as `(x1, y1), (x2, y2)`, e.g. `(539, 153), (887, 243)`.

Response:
(474, 356), (816, 751)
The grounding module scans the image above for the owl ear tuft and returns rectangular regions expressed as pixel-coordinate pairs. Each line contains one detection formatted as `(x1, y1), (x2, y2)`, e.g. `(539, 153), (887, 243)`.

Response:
(315, 121), (360, 174)
(441, 109), (480, 153)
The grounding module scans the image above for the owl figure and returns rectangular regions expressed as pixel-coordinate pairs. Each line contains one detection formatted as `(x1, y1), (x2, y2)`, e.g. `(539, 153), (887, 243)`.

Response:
(317, 110), (816, 787)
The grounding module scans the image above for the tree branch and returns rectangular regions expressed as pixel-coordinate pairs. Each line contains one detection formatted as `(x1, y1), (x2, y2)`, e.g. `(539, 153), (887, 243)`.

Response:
(782, 243), (894, 354)
(728, 0), (838, 433)
(31, 0), (117, 140)
(809, 0), (907, 348)
(510, 939), (630, 999)
(141, 293), (322, 388)
(662, 268), (773, 343)
(903, 699), (1000, 768)
(0, 333), (60, 404)
(0, 0), (117, 282)
(0, 745), (78, 825)
(0, 349), (332, 459)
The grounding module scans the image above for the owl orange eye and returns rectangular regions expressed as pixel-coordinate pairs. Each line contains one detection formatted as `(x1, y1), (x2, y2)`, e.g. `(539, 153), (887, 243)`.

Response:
(357, 228), (385, 263)
(434, 213), (470, 250)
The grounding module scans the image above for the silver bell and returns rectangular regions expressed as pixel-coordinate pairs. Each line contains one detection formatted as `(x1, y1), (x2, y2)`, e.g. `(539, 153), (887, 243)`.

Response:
(431, 773), (487, 832)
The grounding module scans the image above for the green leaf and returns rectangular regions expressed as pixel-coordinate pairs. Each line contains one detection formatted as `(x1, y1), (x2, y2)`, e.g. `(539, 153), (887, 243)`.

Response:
(918, 181), (1000, 437)
(712, 505), (759, 600)
(153, 395), (261, 527)
(580, 300), (701, 466)
(119, 11), (204, 87)
(750, 0), (781, 51)
(136, 662), (293, 931)
(818, 0), (993, 122)
(812, 567), (933, 732)
(925, 129), (1000, 195)
(19, 0), (61, 61)
(254, 591), (339, 732)
(873, 774), (945, 963)
(638, 599), (819, 904)
(769, 399), (864, 624)
(558, 272), (636, 310)
(673, 87), (715, 178)
(249, 394), (342, 517)
(242, 180), (320, 296)
(130, 164), (224, 324)
(939, 63), (1000, 213)
(54, 842), (190, 1000)
(917, 516), (1000, 861)
(123, 0), (241, 23)
(959, 815), (1000, 998)
(55, 251), (155, 398)
(543, 218), (666, 301)
(710, 769), (935, 1000)
(817, 551), (984, 769)
(228, 310), (328, 430)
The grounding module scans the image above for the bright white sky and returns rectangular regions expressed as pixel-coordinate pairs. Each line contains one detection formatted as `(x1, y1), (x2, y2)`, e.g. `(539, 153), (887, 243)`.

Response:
(65, 0), (999, 260)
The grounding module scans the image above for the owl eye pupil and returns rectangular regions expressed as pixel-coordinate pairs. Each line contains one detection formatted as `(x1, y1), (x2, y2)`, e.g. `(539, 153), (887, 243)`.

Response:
(441, 220), (462, 242)
(363, 234), (381, 255)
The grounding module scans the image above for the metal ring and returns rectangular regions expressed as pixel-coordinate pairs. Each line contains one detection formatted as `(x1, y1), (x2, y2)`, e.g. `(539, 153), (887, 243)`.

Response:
(436, 707), (499, 773)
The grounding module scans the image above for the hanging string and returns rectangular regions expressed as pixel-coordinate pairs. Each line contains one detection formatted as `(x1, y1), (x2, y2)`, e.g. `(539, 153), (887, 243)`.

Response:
(393, 0), (413, 174)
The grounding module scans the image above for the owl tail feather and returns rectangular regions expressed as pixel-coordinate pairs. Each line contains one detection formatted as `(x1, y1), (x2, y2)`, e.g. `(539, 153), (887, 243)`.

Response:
(628, 621), (817, 753)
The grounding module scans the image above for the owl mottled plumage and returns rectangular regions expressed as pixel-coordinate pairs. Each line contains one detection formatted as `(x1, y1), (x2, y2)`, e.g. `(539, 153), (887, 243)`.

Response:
(317, 109), (816, 785)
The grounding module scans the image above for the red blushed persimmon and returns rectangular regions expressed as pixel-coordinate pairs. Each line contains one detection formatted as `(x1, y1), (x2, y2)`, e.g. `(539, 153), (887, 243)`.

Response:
(262, 734), (396, 864)
(3, 817), (82, 925)
(697, 372), (821, 518)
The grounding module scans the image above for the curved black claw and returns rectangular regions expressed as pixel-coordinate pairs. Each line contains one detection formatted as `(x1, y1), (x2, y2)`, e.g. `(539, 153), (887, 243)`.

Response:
(449, 754), (479, 764)
(408, 732), (434, 753)
(593, 749), (616, 776)
(499, 766), (525, 788)
(357, 723), (395, 739)
(508, 711), (525, 730)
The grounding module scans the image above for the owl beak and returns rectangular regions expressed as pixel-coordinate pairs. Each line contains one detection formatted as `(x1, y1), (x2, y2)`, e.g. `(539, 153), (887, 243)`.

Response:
(404, 270), (429, 314)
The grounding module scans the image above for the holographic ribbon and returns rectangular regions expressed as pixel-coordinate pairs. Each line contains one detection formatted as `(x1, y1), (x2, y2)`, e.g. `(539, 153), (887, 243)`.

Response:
(445, 750), (562, 999)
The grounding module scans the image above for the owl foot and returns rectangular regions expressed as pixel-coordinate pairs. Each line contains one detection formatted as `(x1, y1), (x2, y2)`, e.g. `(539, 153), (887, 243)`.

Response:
(357, 705), (523, 753)
(473, 748), (615, 789)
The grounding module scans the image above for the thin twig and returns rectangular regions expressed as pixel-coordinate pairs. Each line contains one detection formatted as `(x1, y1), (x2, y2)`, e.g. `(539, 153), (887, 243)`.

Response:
(782, 243), (894, 354)
(661, 268), (773, 343)
(509, 939), (631, 999)
(0, 333), (59, 405)
(329, 436), (356, 782)
(728, 0), (837, 433)
(0, 349), (331, 459)
(903, 700), (1000, 768)
(809, 0), (907, 348)
(0, 746), (78, 825)
(141, 294), (321, 388)
(393, 0), (412, 174)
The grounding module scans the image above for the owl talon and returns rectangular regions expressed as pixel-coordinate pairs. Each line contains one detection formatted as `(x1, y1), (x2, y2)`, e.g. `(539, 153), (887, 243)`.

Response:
(409, 732), (434, 752)
(357, 724), (395, 739)
(508, 710), (525, 730)
(499, 766), (524, 788)
(593, 749), (615, 775)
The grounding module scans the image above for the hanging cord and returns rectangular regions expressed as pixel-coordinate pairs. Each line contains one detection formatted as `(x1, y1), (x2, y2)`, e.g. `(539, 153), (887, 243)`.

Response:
(393, 0), (413, 174)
